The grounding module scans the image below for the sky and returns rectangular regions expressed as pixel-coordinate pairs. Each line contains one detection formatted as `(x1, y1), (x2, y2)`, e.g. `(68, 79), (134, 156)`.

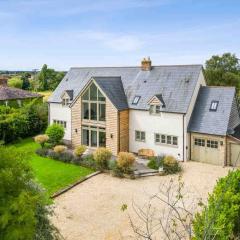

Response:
(0, 0), (240, 70)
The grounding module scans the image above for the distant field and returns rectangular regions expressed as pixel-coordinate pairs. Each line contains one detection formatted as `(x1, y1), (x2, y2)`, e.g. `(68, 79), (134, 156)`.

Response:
(37, 91), (53, 101)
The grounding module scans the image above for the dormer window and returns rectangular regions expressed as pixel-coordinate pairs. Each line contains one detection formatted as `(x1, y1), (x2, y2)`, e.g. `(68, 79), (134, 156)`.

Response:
(150, 105), (161, 115)
(210, 100), (218, 111)
(62, 98), (69, 106)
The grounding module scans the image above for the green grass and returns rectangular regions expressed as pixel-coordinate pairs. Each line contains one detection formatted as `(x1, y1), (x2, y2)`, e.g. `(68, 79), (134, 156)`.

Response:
(12, 138), (93, 195)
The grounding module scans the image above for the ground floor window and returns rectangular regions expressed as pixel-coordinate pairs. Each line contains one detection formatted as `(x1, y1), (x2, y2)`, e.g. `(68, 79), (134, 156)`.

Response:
(194, 138), (205, 146)
(135, 130), (145, 142)
(82, 125), (106, 147)
(53, 119), (67, 128)
(155, 133), (178, 146)
(207, 140), (218, 149)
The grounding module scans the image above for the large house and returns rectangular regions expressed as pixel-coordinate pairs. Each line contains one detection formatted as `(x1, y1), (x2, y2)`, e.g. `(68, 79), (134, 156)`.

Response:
(48, 58), (240, 166)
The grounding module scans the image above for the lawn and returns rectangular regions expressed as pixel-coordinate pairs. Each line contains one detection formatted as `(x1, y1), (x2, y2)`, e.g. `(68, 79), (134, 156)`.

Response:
(13, 138), (93, 195)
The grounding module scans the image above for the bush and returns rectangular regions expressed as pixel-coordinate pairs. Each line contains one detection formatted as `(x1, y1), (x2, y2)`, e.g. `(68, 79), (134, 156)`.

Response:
(117, 152), (135, 173)
(53, 145), (67, 153)
(79, 154), (97, 169)
(163, 156), (181, 174)
(193, 170), (240, 239)
(45, 124), (64, 146)
(147, 155), (164, 170)
(93, 148), (112, 170)
(0, 146), (57, 239)
(8, 76), (23, 88)
(34, 134), (49, 148)
(74, 145), (86, 157)
(109, 160), (124, 178)
(47, 150), (59, 160)
(36, 148), (49, 157)
(58, 151), (74, 163)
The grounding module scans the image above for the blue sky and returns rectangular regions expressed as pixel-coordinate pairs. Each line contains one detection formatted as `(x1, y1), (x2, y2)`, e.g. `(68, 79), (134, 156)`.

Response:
(0, 0), (240, 70)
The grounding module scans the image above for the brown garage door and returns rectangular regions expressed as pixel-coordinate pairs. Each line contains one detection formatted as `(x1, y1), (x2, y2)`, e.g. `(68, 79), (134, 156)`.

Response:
(192, 137), (222, 165)
(230, 143), (240, 167)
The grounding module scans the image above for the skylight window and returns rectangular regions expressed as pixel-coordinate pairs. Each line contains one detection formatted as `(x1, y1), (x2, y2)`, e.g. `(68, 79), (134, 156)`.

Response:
(132, 96), (141, 105)
(210, 100), (219, 111)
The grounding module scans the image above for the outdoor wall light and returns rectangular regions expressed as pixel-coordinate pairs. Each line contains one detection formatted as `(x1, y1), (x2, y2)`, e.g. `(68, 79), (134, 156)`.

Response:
(75, 129), (78, 133)
(110, 134), (113, 139)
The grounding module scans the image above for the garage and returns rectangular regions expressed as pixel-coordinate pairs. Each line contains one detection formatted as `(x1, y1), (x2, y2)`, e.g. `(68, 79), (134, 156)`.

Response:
(229, 142), (240, 167)
(191, 133), (225, 166)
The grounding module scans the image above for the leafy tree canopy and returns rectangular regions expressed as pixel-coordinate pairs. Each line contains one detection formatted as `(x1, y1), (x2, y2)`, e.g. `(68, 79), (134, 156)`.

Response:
(205, 53), (240, 91)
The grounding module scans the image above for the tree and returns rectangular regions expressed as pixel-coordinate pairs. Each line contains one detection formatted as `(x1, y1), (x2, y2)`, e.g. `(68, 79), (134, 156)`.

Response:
(8, 76), (23, 89)
(38, 64), (49, 91)
(0, 147), (58, 240)
(205, 53), (240, 91)
(21, 73), (31, 90)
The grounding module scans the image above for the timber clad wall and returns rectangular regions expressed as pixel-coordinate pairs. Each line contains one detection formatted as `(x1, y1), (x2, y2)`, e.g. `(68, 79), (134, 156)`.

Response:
(119, 110), (129, 152)
(106, 99), (118, 155)
(71, 96), (82, 147)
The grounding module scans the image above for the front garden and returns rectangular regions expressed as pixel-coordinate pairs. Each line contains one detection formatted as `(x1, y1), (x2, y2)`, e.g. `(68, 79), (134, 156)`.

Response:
(13, 138), (93, 195)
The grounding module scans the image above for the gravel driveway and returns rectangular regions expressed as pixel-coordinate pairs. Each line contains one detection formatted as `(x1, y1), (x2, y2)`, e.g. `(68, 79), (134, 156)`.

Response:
(52, 161), (232, 240)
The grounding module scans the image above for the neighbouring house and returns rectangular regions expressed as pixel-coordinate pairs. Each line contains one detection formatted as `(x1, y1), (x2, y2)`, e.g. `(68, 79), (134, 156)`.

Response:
(48, 58), (240, 166)
(0, 77), (42, 107)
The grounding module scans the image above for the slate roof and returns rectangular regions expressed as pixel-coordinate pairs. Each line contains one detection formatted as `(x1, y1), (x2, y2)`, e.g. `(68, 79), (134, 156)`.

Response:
(0, 86), (41, 101)
(65, 90), (74, 100)
(188, 86), (240, 136)
(93, 77), (128, 110)
(48, 65), (202, 113)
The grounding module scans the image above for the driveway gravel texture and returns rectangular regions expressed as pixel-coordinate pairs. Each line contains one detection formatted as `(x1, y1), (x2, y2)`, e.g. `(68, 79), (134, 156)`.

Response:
(52, 161), (232, 240)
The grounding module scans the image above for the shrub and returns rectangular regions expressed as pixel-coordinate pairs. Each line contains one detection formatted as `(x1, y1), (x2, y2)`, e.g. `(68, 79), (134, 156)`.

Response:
(34, 134), (49, 148)
(147, 155), (164, 170)
(47, 150), (59, 160)
(79, 154), (97, 169)
(8, 76), (23, 88)
(74, 145), (86, 157)
(93, 148), (112, 170)
(117, 152), (135, 173)
(58, 151), (74, 163)
(36, 148), (49, 157)
(193, 170), (240, 239)
(45, 124), (64, 146)
(109, 160), (124, 178)
(0, 146), (58, 239)
(163, 155), (181, 174)
(53, 145), (67, 153)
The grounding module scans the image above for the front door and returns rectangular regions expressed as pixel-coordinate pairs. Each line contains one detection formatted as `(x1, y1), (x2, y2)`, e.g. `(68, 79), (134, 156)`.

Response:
(82, 126), (106, 148)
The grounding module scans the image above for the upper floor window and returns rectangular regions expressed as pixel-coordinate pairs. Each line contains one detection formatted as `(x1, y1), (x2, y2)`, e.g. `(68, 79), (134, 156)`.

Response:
(150, 105), (161, 115)
(132, 96), (141, 105)
(53, 120), (67, 128)
(62, 98), (70, 106)
(210, 100), (218, 111)
(82, 83), (106, 122)
(155, 133), (178, 146)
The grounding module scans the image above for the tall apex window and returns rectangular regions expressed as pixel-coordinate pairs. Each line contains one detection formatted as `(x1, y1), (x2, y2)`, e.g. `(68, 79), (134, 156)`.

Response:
(82, 83), (106, 122)
(132, 96), (141, 105)
(210, 100), (219, 111)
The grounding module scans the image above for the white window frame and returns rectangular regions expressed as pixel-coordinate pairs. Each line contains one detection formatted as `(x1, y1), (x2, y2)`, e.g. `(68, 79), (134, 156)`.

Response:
(135, 130), (145, 142)
(53, 119), (67, 129)
(132, 96), (141, 105)
(149, 105), (161, 115)
(210, 100), (218, 111)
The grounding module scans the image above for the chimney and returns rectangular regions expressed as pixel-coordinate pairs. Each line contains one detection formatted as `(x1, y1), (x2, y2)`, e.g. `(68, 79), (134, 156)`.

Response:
(0, 76), (8, 87)
(141, 57), (152, 71)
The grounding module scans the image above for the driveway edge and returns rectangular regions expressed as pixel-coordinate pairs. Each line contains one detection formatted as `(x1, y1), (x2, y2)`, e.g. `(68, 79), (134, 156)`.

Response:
(51, 171), (101, 199)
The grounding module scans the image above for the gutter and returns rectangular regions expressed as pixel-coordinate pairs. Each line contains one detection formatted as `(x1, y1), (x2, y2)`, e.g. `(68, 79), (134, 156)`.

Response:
(182, 114), (185, 161)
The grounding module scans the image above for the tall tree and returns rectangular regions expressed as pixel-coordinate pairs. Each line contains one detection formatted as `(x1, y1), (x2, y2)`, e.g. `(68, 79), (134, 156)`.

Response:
(205, 53), (240, 91)
(21, 72), (31, 90)
(38, 64), (49, 91)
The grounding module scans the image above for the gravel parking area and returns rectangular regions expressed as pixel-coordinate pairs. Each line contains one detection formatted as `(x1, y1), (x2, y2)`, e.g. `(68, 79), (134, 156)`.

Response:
(52, 162), (232, 240)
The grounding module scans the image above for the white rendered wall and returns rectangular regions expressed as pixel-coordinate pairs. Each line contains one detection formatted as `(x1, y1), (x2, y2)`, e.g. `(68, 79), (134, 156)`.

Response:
(129, 110), (184, 161)
(49, 103), (71, 141)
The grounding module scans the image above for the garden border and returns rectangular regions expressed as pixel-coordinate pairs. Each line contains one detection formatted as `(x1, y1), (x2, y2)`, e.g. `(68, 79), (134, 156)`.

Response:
(51, 171), (101, 199)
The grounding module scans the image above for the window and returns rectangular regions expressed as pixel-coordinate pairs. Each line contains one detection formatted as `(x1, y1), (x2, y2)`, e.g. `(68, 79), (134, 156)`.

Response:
(155, 133), (178, 146)
(207, 140), (218, 149)
(132, 96), (141, 105)
(62, 98), (69, 106)
(135, 130), (145, 142)
(210, 100), (219, 111)
(82, 125), (106, 147)
(81, 83), (106, 122)
(149, 105), (161, 115)
(194, 138), (205, 146)
(53, 120), (67, 128)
